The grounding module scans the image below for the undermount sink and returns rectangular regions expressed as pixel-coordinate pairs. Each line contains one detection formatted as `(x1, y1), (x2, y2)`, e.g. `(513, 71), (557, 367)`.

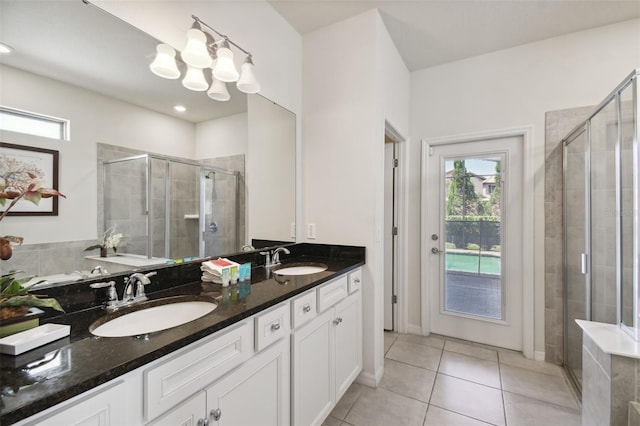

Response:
(273, 263), (328, 276)
(90, 296), (217, 337)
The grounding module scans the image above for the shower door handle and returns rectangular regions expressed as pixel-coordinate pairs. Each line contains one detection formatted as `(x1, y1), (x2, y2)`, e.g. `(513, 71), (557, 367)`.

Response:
(580, 253), (588, 275)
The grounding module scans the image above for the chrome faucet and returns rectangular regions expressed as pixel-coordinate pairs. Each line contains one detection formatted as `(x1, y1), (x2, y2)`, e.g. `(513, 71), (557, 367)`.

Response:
(90, 280), (119, 309)
(90, 271), (157, 311)
(123, 271), (157, 303)
(271, 247), (290, 265)
(260, 250), (272, 267)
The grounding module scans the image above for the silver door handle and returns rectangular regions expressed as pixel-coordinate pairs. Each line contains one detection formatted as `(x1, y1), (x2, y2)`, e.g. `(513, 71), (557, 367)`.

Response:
(581, 253), (588, 274)
(431, 247), (442, 254)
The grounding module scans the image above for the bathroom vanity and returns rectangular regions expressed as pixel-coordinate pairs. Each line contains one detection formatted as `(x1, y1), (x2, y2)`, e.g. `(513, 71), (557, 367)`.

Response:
(0, 244), (365, 426)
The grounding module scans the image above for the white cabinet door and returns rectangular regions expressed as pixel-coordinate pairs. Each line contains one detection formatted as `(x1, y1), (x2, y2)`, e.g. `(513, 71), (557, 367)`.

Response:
(206, 338), (290, 426)
(334, 290), (362, 400)
(27, 381), (129, 426)
(147, 392), (206, 426)
(291, 309), (334, 426)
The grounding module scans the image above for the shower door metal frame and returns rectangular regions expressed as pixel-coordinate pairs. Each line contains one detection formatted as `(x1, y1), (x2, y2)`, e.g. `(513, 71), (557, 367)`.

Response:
(103, 153), (239, 260)
(562, 70), (640, 394)
(198, 166), (240, 259)
(562, 123), (590, 394)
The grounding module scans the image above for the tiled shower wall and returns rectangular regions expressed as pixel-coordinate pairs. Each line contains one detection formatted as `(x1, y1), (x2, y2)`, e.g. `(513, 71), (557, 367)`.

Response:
(544, 105), (592, 364)
(545, 102), (634, 365)
(99, 143), (245, 259)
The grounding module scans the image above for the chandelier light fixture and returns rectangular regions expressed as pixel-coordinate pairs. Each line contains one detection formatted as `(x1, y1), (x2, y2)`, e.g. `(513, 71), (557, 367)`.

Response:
(149, 15), (260, 102)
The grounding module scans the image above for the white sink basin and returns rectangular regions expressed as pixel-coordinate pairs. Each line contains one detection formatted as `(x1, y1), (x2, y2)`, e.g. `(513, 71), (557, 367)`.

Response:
(273, 263), (328, 276)
(91, 298), (217, 337)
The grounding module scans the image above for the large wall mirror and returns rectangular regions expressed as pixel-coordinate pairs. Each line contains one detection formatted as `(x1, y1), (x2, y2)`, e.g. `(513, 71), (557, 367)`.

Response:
(0, 0), (295, 281)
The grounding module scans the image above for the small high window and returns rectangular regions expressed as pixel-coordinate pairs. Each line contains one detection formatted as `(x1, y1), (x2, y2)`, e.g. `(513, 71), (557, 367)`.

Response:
(0, 106), (69, 140)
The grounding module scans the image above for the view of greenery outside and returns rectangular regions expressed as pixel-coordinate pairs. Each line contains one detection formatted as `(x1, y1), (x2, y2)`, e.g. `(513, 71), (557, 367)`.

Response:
(444, 158), (503, 318)
(444, 158), (501, 259)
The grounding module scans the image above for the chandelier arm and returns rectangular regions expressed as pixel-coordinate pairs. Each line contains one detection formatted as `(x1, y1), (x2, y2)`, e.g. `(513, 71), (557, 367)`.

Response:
(192, 15), (252, 58)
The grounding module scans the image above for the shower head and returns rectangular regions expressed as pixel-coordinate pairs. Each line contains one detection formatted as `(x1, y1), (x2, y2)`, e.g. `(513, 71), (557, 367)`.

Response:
(205, 171), (216, 179)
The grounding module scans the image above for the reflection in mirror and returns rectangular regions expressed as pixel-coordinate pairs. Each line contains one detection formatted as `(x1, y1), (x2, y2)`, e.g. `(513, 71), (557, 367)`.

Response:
(619, 83), (634, 330)
(0, 0), (295, 283)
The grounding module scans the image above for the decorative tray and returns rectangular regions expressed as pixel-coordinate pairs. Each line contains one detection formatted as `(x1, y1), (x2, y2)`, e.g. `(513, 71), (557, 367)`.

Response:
(0, 323), (71, 355)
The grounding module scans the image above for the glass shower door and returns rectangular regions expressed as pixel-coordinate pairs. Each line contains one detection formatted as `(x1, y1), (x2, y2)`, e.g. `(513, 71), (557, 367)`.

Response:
(563, 125), (589, 390)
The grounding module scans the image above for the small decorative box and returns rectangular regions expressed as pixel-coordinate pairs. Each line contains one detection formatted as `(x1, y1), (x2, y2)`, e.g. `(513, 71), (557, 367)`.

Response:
(0, 323), (71, 355)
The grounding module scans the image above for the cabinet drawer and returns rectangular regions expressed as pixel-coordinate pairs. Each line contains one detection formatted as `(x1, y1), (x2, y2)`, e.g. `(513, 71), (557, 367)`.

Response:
(317, 276), (348, 312)
(144, 321), (253, 421)
(255, 302), (290, 352)
(348, 269), (362, 293)
(291, 290), (317, 329)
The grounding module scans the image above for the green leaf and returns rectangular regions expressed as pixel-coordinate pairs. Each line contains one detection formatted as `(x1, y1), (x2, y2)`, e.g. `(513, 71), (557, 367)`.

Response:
(84, 245), (103, 251)
(0, 295), (65, 312)
(23, 191), (42, 206)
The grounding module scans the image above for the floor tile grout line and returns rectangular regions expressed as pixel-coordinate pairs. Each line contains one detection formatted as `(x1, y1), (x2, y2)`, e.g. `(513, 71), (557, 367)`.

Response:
(383, 333), (580, 425)
(501, 389), (582, 413)
(428, 402), (501, 426)
(436, 370), (502, 391)
(497, 351), (508, 426)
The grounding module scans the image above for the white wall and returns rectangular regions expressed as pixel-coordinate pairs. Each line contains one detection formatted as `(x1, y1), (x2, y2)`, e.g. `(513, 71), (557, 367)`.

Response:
(409, 18), (640, 354)
(0, 65), (194, 244)
(195, 112), (248, 159)
(247, 95), (296, 242)
(303, 9), (409, 384)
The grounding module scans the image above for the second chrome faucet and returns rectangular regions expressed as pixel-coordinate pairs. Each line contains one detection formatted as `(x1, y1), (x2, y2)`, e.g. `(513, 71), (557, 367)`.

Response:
(260, 246), (291, 268)
(91, 271), (157, 311)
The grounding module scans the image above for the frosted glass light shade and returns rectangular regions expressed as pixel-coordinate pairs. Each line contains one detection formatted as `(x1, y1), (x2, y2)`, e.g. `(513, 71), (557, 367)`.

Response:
(181, 28), (212, 69)
(207, 75), (230, 101)
(149, 44), (180, 79)
(182, 66), (208, 91)
(212, 44), (239, 82)
(236, 58), (260, 94)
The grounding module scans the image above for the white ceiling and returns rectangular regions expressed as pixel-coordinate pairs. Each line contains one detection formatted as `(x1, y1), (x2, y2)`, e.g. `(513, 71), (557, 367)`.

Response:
(268, 0), (640, 71)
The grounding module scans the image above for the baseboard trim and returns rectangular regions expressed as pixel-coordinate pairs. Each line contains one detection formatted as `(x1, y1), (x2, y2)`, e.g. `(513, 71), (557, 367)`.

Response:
(534, 350), (545, 361)
(356, 364), (384, 388)
(406, 324), (422, 335)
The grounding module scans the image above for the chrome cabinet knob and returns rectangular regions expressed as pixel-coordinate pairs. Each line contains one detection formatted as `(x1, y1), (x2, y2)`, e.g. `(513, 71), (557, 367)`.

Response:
(210, 408), (222, 421)
(333, 317), (343, 325)
(271, 322), (281, 331)
(303, 304), (311, 313)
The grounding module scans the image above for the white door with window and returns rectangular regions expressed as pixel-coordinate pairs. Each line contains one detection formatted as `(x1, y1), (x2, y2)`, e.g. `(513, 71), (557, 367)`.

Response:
(422, 136), (524, 350)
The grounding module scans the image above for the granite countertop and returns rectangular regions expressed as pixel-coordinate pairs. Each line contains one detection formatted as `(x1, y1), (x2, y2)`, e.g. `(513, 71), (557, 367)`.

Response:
(0, 253), (364, 425)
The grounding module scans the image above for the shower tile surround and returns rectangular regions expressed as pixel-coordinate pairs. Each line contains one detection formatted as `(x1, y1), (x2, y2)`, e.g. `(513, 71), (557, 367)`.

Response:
(545, 106), (593, 365)
(546, 99), (640, 422)
(98, 143), (246, 260)
(578, 321), (640, 426)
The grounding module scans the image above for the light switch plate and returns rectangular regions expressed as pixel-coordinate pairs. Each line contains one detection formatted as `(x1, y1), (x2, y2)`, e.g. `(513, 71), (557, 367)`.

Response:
(307, 223), (316, 239)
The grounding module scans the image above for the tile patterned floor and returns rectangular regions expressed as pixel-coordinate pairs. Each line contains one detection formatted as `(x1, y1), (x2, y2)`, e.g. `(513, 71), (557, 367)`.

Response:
(323, 332), (581, 426)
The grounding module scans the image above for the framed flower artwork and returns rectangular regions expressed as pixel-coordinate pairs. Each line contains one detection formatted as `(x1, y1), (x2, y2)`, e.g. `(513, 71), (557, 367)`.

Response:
(0, 142), (60, 216)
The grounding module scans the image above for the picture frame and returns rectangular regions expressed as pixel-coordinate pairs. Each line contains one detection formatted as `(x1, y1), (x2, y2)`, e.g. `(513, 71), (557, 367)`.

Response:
(0, 142), (60, 216)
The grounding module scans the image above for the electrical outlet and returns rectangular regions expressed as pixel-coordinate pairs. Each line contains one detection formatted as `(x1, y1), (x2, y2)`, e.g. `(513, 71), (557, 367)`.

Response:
(307, 223), (316, 239)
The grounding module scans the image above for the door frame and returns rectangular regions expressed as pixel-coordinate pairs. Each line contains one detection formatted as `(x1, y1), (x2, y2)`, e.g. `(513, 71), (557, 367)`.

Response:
(421, 126), (534, 359)
(385, 120), (409, 333)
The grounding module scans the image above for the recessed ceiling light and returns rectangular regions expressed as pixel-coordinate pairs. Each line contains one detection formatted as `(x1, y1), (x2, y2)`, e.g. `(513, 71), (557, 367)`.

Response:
(0, 43), (14, 54)
(173, 105), (186, 113)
